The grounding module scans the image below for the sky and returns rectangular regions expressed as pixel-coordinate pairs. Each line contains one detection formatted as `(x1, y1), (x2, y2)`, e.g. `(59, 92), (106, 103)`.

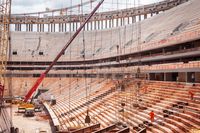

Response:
(11, 0), (163, 14)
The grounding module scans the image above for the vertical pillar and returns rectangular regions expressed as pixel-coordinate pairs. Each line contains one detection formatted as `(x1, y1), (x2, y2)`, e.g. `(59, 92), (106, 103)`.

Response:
(87, 23), (89, 31)
(144, 14), (147, 19)
(132, 16), (136, 23)
(65, 23), (67, 32)
(109, 19), (111, 28)
(94, 21), (97, 30)
(50, 24), (53, 32)
(97, 21), (100, 30)
(122, 17), (125, 25)
(72, 22), (75, 31)
(127, 17), (130, 24)
(42, 24), (44, 32)
(90, 22), (93, 30)
(20, 24), (22, 31)
(26, 24), (28, 31)
(37, 24), (39, 32)
(48, 24), (50, 32)
(105, 20), (107, 29)
(139, 15), (141, 21)
(101, 20), (103, 29)
(120, 18), (123, 26)
(75, 23), (77, 31)
(112, 19), (114, 28)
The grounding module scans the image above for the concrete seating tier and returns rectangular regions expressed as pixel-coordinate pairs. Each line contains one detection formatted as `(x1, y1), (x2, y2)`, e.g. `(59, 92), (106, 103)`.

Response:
(44, 79), (200, 133)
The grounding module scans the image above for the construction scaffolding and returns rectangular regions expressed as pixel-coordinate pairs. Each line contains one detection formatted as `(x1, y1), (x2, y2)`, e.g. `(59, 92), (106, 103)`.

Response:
(0, 0), (11, 107)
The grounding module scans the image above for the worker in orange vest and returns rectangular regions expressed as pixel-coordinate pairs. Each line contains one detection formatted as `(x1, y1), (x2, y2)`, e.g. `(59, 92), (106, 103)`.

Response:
(149, 110), (155, 122)
(189, 90), (195, 100)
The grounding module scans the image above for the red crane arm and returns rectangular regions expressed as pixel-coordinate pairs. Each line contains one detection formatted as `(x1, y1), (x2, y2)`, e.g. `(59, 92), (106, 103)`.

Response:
(24, 0), (104, 102)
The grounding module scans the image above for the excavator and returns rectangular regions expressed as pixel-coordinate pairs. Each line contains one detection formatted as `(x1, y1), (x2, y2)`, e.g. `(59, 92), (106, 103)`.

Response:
(17, 0), (104, 116)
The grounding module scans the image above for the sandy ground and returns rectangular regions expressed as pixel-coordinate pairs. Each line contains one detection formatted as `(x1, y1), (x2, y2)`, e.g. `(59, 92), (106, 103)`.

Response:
(11, 105), (52, 133)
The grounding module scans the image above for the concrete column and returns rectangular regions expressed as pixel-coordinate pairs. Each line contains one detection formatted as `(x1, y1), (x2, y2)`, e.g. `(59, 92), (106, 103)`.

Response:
(86, 23), (89, 31)
(90, 22), (93, 30)
(132, 16), (136, 23)
(59, 23), (61, 32)
(69, 23), (71, 32)
(112, 19), (114, 28)
(54, 24), (56, 32)
(122, 17), (125, 25)
(50, 24), (53, 32)
(75, 23), (78, 31)
(109, 19), (111, 28)
(144, 14), (147, 19)
(37, 24), (39, 32)
(48, 24), (50, 32)
(65, 23), (67, 32)
(19, 24), (21, 31)
(61, 23), (64, 32)
(94, 21), (97, 30)
(120, 18), (123, 26)
(127, 17), (130, 24)
(97, 21), (100, 30)
(29, 24), (32, 31)
(26, 24), (28, 31)
(139, 15), (141, 21)
(101, 20), (103, 29)
(15, 24), (17, 31)
(105, 20), (107, 29)
(72, 22), (75, 31)
(116, 18), (119, 26)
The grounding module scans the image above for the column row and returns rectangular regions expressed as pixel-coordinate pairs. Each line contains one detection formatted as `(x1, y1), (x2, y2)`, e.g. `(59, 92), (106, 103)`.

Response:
(13, 13), (161, 32)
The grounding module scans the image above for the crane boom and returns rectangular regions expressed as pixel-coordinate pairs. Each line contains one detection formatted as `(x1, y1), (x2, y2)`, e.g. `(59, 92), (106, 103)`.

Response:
(24, 0), (104, 102)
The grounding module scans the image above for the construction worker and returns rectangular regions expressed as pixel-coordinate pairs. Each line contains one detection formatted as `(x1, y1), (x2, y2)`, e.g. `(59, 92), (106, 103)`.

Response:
(149, 110), (155, 122)
(189, 90), (195, 100)
(144, 87), (147, 93)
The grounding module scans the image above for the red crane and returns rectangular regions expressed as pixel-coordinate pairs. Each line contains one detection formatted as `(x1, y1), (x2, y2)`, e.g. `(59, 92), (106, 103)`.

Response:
(24, 0), (104, 102)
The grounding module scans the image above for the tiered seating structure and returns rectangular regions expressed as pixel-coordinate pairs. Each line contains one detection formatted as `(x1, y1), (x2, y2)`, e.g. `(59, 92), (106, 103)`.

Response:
(44, 79), (200, 133)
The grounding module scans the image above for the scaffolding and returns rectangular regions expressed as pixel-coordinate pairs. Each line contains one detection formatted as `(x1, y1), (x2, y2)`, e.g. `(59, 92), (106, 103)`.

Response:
(0, 0), (11, 107)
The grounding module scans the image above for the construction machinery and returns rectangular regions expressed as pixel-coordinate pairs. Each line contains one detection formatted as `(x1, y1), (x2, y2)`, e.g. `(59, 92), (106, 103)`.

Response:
(17, 0), (104, 112)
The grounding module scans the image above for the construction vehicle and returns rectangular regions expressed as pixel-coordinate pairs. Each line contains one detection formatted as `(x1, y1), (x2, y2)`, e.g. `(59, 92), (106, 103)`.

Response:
(17, 0), (104, 112)
(18, 102), (35, 113)
(24, 108), (35, 117)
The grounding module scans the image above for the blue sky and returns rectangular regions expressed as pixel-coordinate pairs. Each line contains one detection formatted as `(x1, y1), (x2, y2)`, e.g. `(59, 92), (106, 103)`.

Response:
(12, 0), (162, 14)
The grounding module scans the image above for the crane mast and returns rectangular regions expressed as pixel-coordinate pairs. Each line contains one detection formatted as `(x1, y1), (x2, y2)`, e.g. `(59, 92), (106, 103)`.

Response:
(0, 0), (11, 108)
